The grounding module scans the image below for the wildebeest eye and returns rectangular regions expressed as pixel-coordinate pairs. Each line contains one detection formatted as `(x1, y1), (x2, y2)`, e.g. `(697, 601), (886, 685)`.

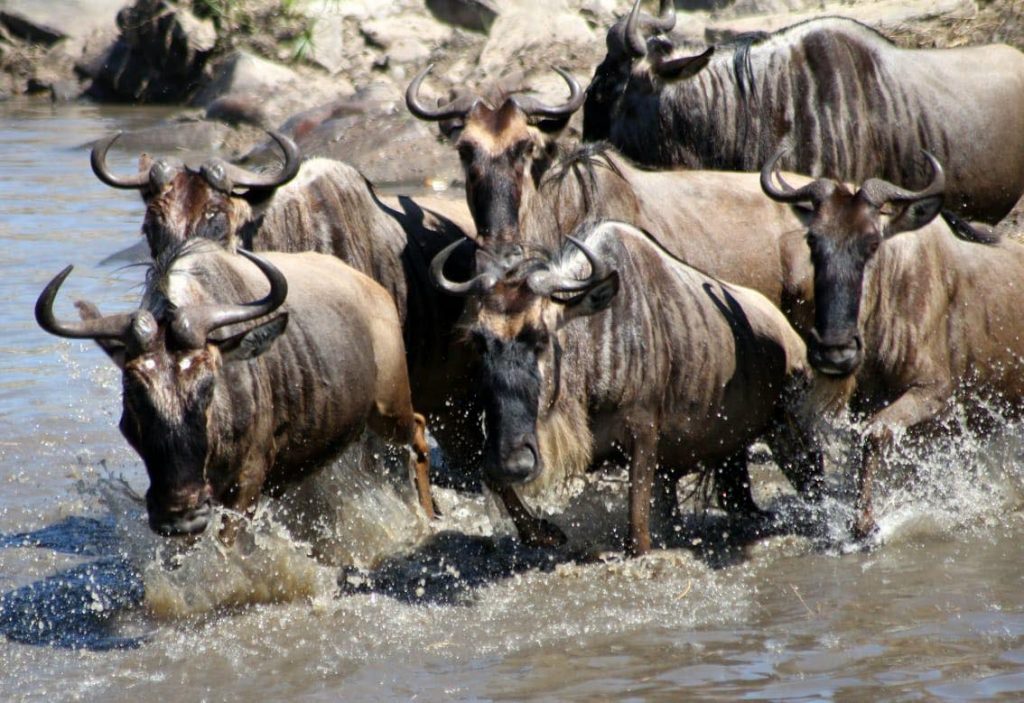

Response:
(511, 141), (532, 162)
(197, 209), (228, 241)
(863, 236), (880, 257)
(457, 143), (475, 163)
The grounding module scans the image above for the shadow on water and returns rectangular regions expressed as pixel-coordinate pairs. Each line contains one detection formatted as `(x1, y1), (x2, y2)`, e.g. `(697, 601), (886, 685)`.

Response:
(339, 531), (566, 606)
(0, 517), (149, 651)
(0, 515), (121, 556)
(337, 490), (837, 606)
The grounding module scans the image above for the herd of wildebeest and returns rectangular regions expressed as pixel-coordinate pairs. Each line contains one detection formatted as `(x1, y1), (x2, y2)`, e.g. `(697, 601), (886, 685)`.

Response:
(33, 0), (1024, 557)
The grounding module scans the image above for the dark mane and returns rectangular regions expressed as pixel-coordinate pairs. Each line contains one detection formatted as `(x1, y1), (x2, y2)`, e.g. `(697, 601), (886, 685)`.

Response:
(721, 17), (894, 102)
(541, 141), (628, 218)
(729, 32), (769, 101)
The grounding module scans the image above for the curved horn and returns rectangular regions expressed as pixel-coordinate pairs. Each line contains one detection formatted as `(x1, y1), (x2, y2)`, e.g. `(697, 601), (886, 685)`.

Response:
(172, 249), (289, 346)
(35, 266), (134, 340)
(512, 67), (586, 120)
(623, 0), (677, 59)
(90, 133), (151, 190)
(759, 149), (836, 205)
(859, 151), (945, 207)
(528, 236), (612, 298)
(429, 239), (498, 296)
(648, 0), (677, 32)
(405, 64), (479, 122)
(624, 0), (648, 58)
(216, 130), (301, 191)
(566, 235), (611, 283)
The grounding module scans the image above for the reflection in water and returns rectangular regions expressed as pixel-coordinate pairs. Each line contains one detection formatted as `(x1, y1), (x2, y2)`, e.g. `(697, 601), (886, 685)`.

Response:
(2, 101), (1024, 701)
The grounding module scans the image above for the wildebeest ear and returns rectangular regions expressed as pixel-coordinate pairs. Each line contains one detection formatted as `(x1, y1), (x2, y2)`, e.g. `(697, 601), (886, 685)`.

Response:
(652, 47), (714, 81)
(535, 116), (572, 135)
(75, 301), (127, 369)
(439, 118), (464, 141)
(560, 272), (621, 325)
(218, 313), (289, 363)
(883, 195), (943, 238)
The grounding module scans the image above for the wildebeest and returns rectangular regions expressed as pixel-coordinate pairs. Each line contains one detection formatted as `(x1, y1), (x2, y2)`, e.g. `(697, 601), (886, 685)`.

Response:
(35, 241), (434, 535)
(406, 64), (585, 244)
(431, 221), (822, 555)
(760, 149), (1024, 539)
(407, 67), (831, 308)
(405, 79), (821, 328)
(91, 131), (568, 544)
(583, 0), (1024, 223)
(91, 131), (476, 460)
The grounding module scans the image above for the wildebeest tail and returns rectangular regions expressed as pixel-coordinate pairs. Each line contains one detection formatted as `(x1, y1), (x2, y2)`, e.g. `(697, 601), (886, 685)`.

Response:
(940, 209), (1001, 245)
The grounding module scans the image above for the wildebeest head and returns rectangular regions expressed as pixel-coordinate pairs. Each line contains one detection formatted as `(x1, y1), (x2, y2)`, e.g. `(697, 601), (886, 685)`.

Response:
(36, 248), (289, 536)
(431, 236), (619, 486)
(583, 0), (713, 142)
(91, 131), (301, 257)
(761, 149), (945, 377)
(406, 65), (585, 244)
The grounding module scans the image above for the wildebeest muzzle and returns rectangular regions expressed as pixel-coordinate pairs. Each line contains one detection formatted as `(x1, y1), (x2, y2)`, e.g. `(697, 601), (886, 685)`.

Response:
(146, 483), (214, 537)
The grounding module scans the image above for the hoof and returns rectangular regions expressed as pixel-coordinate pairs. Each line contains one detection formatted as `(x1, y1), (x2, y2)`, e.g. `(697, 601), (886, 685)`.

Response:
(850, 517), (882, 551)
(520, 518), (568, 548)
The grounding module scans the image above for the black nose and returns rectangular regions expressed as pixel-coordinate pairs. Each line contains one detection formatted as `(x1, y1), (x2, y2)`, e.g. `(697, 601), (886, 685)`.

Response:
(505, 445), (537, 480)
(808, 336), (862, 377)
(485, 440), (540, 486)
(149, 498), (213, 537)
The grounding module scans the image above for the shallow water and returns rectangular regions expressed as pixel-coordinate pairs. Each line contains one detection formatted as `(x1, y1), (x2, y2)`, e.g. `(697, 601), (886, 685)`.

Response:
(2, 101), (1024, 702)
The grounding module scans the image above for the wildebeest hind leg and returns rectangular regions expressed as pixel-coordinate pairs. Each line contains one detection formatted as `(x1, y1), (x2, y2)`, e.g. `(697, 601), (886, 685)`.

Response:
(767, 413), (825, 501)
(368, 403), (438, 520)
(411, 413), (438, 519)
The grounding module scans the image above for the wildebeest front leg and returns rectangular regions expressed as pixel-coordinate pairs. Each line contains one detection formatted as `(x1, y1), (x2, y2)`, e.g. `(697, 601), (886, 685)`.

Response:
(768, 417), (826, 501)
(855, 383), (951, 541)
(627, 423), (659, 557)
(411, 413), (438, 519)
(714, 449), (763, 516)
(492, 483), (567, 548)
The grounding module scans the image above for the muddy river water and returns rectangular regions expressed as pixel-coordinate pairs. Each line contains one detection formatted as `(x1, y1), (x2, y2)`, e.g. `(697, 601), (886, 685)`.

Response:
(2, 101), (1024, 702)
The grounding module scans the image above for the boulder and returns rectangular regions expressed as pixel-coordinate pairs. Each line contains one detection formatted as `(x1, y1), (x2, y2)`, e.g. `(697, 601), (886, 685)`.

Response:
(477, 1), (597, 80)
(306, 11), (347, 75)
(295, 113), (461, 188)
(192, 51), (301, 107)
(0, 0), (124, 42)
(0, 12), (64, 45)
(362, 15), (452, 66)
(424, 0), (500, 33)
